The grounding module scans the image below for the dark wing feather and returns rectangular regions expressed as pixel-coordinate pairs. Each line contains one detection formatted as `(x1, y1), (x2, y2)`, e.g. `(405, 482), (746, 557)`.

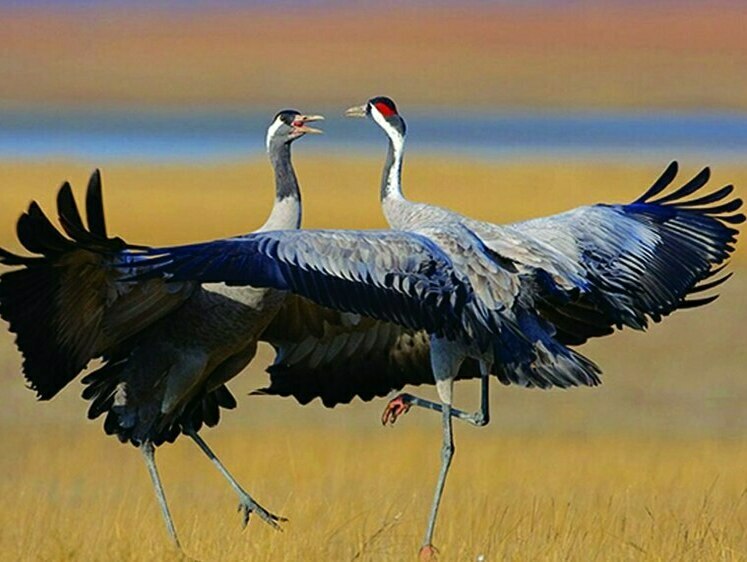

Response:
(0, 171), (193, 399)
(648, 166), (710, 204)
(676, 184), (734, 208)
(493, 162), (743, 343)
(258, 295), (480, 407)
(85, 169), (108, 237)
(256, 295), (483, 406)
(632, 160), (679, 203)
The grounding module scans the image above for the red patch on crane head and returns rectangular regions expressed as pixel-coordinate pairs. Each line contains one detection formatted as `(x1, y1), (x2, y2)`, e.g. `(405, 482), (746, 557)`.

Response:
(371, 97), (398, 118)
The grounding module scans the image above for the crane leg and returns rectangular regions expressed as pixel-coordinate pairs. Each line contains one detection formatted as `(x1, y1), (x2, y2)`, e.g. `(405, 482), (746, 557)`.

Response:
(382, 362), (491, 427)
(141, 441), (181, 549)
(382, 394), (481, 425)
(185, 429), (287, 530)
(415, 338), (465, 559)
(419, 403), (454, 561)
(478, 361), (490, 426)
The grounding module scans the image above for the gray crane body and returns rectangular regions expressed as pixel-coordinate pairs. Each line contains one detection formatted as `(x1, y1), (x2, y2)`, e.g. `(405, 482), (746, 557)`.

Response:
(0, 110), (324, 549)
(373, 104), (599, 404)
(86, 127), (305, 447)
(107, 283), (285, 443)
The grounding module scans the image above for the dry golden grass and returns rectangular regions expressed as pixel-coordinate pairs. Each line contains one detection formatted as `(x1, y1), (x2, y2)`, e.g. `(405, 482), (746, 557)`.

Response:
(0, 426), (746, 562)
(0, 157), (745, 561)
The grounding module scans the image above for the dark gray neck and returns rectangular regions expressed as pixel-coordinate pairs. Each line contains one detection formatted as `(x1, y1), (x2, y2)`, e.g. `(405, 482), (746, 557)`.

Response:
(261, 141), (302, 231)
(269, 142), (300, 202)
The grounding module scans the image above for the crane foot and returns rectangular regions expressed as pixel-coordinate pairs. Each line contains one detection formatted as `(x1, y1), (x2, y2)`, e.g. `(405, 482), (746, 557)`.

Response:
(237, 493), (288, 531)
(419, 544), (439, 561)
(381, 394), (412, 425)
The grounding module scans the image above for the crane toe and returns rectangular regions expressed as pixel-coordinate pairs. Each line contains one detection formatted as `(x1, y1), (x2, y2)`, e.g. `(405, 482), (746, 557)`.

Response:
(418, 544), (439, 561)
(237, 495), (287, 531)
(381, 394), (413, 425)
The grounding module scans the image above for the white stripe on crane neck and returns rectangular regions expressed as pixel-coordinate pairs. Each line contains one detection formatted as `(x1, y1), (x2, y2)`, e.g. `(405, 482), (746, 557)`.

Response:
(371, 106), (405, 201)
(265, 117), (285, 152)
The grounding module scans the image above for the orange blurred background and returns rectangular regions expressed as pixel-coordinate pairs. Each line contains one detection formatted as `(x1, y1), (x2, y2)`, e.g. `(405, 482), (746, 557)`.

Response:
(1, 2), (746, 111)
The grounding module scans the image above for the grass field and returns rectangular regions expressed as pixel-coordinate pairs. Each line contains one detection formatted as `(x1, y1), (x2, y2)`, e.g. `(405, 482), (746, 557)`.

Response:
(0, 158), (745, 560)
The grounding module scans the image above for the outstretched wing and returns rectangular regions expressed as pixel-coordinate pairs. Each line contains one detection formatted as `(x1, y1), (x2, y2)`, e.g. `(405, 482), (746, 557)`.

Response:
(131, 229), (474, 341)
(471, 161), (743, 344)
(0, 171), (194, 399)
(129, 163), (742, 400)
(257, 295), (481, 407)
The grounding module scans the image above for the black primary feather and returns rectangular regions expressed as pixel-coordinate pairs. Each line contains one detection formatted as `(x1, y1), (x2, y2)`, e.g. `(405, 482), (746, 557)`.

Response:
(634, 161), (678, 203)
(86, 169), (108, 237)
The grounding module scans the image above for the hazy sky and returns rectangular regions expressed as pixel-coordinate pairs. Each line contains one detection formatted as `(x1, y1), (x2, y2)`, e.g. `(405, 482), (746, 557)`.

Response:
(0, 0), (731, 7)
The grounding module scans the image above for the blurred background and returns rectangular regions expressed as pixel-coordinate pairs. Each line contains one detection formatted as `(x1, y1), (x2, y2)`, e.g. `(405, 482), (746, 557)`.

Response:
(0, 1), (745, 560)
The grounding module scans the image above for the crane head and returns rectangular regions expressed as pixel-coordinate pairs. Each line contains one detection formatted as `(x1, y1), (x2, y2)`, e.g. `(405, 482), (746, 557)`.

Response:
(266, 110), (324, 151)
(345, 96), (407, 138)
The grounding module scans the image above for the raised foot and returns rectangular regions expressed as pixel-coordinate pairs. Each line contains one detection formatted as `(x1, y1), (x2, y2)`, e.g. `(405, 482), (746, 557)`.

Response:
(419, 544), (439, 561)
(381, 394), (412, 425)
(468, 412), (489, 427)
(237, 493), (287, 531)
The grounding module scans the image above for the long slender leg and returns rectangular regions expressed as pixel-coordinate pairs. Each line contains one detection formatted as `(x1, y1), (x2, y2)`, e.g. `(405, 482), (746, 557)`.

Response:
(416, 337), (464, 560)
(382, 361), (492, 427)
(185, 429), (286, 530)
(476, 361), (490, 426)
(420, 403), (454, 560)
(141, 441), (181, 549)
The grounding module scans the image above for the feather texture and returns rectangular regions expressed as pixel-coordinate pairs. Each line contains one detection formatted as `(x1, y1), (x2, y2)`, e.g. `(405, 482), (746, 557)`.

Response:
(131, 229), (474, 341)
(258, 295), (482, 406)
(0, 173), (192, 400)
(261, 161), (742, 404)
(0, 173), (258, 447)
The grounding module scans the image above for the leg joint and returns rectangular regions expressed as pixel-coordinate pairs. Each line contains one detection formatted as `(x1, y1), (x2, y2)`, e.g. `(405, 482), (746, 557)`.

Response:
(440, 442), (455, 459)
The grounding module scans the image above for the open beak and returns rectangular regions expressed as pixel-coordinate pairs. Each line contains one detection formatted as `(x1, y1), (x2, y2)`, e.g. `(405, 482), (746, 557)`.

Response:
(344, 104), (367, 118)
(292, 114), (324, 134)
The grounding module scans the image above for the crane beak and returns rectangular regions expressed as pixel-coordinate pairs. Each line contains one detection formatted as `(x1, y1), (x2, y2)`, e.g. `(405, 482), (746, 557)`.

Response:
(344, 105), (367, 118)
(292, 114), (325, 134)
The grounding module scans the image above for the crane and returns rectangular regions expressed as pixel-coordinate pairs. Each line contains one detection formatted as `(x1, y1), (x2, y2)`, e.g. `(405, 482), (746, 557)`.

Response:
(0, 110), (323, 550)
(344, 96), (745, 556)
(123, 95), (742, 557)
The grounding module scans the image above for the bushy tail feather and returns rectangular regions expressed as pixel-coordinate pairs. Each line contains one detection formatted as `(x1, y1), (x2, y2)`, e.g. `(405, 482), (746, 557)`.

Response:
(82, 362), (237, 447)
